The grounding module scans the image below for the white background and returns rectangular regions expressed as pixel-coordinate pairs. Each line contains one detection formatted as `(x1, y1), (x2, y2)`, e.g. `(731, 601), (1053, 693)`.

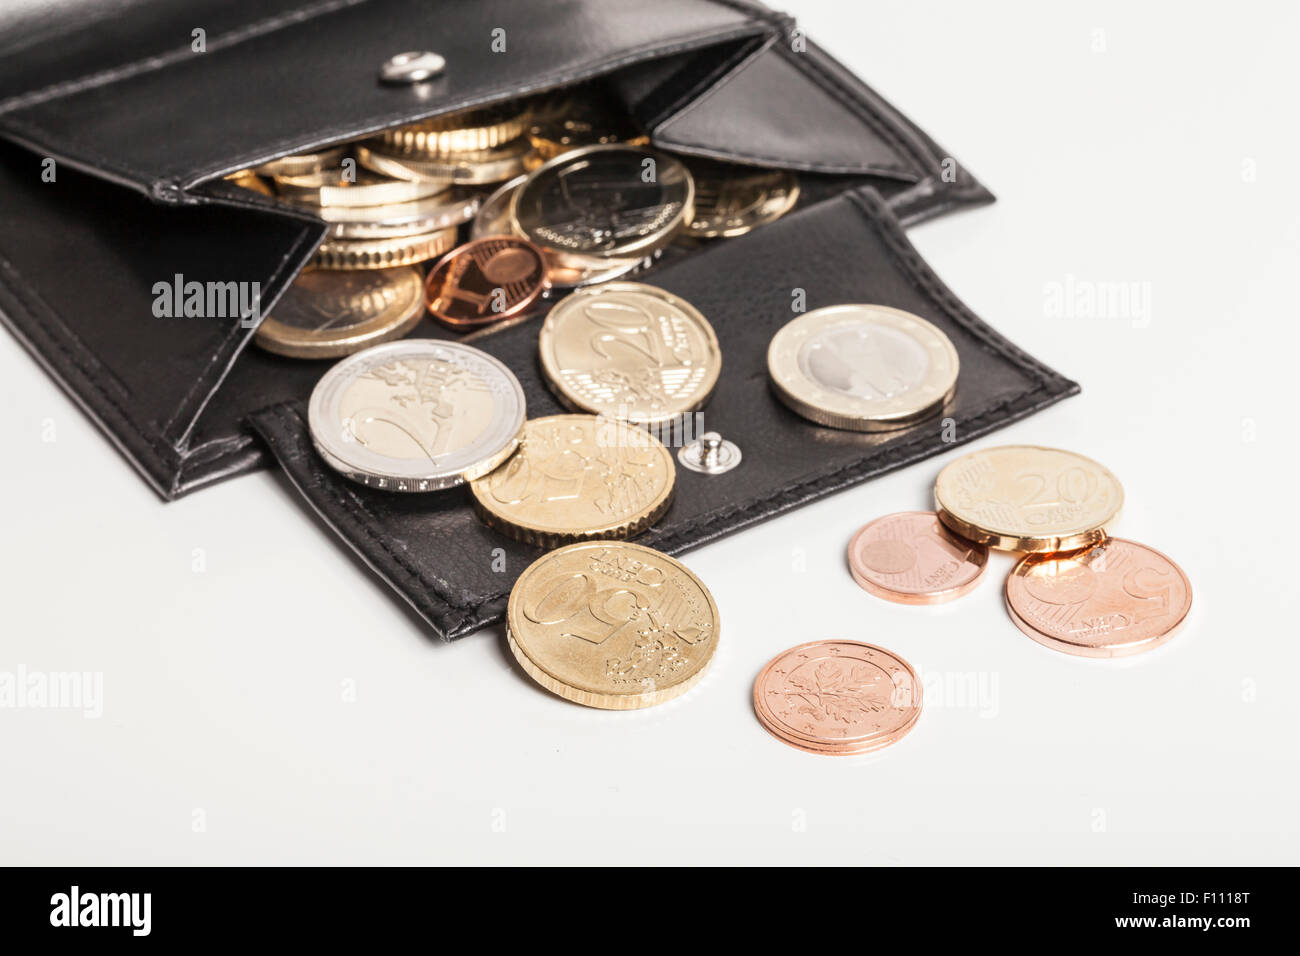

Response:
(2, 1), (1296, 865)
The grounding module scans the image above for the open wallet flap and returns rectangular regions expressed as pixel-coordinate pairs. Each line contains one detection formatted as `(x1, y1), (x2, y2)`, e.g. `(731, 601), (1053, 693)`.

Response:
(0, 0), (995, 498)
(249, 187), (1078, 641)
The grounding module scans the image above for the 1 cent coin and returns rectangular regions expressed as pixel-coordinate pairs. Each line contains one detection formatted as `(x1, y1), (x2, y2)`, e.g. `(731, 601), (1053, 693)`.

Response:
(470, 413), (675, 546)
(424, 236), (548, 329)
(848, 511), (989, 604)
(934, 445), (1124, 552)
(1005, 537), (1191, 658)
(507, 541), (719, 710)
(753, 641), (922, 755)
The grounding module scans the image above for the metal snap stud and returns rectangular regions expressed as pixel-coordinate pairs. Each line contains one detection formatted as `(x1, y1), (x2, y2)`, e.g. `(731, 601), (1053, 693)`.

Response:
(379, 51), (446, 85)
(678, 431), (742, 475)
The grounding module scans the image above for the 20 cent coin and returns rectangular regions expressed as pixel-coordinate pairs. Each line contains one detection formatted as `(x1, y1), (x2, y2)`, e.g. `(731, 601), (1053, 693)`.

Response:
(934, 445), (1124, 552)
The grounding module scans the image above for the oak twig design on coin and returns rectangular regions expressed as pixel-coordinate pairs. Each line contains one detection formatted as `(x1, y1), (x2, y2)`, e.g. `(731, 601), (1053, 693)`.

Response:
(753, 641), (922, 755)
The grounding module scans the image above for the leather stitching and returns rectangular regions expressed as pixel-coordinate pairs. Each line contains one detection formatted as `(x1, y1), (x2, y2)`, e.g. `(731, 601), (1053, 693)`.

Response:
(256, 186), (1075, 638)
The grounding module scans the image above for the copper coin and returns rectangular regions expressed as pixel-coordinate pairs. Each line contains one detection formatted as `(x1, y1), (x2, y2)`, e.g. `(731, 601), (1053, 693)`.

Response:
(848, 511), (989, 604)
(753, 641), (922, 756)
(1005, 537), (1192, 658)
(424, 236), (548, 329)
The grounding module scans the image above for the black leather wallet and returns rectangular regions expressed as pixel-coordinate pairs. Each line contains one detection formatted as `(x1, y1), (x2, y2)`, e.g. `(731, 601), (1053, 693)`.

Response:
(251, 187), (1076, 640)
(0, 0), (1077, 641)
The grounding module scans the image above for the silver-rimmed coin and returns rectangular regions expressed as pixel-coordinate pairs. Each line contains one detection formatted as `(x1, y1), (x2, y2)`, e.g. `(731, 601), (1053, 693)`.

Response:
(471, 174), (530, 240)
(308, 340), (525, 491)
(319, 191), (480, 239)
(767, 304), (959, 432)
(510, 144), (694, 265)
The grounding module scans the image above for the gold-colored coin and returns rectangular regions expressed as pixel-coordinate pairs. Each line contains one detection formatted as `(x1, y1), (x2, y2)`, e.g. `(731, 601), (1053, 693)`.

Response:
(934, 445), (1124, 552)
(254, 146), (347, 178)
(274, 169), (449, 207)
(507, 541), (719, 710)
(767, 304), (958, 432)
(311, 226), (458, 270)
(224, 169), (274, 196)
(356, 140), (532, 186)
(685, 160), (799, 238)
(254, 267), (426, 359)
(377, 104), (530, 156)
(538, 282), (721, 424)
(470, 413), (675, 546)
(528, 116), (650, 162)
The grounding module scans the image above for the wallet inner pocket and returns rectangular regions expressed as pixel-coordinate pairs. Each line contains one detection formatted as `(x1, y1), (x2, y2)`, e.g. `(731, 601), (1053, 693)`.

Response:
(248, 186), (1078, 641)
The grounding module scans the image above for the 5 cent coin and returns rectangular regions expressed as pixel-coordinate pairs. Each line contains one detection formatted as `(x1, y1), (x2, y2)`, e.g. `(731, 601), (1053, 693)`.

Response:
(1005, 537), (1191, 658)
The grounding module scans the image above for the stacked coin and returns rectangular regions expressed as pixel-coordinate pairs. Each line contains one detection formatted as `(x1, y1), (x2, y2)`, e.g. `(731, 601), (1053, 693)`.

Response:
(506, 541), (719, 710)
(847, 445), (1192, 659)
(753, 641), (922, 755)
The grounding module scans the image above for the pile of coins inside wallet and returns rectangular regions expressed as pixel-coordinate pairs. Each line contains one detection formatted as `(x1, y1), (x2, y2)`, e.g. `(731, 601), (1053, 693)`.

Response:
(229, 91), (1191, 756)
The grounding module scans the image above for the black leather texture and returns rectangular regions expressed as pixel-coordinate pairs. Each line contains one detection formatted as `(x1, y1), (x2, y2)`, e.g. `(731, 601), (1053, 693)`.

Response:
(249, 187), (1078, 642)
(0, 0), (994, 498)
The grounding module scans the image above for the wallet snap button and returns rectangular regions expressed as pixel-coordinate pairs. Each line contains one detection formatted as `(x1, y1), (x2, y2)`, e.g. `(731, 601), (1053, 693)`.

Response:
(379, 51), (446, 84)
(678, 432), (742, 475)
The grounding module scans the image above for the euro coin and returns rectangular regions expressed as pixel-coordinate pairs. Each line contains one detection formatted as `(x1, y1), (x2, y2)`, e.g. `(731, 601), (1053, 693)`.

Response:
(934, 445), (1123, 552)
(511, 144), (694, 265)
(424, 236), (549, 330)
(274, 169), (449, 207)
(356, 140), (533, 186)
(684, 160), (799, 238)
(307, 339), (525, 491)
(507, 541), (718, 710)
(1005, 537), (1191, 658)
(378, 104), (531, 155)
(254, 146), (347, 178)
(470, 413), (674, 546)
(767, 304), (958, 432)
(317, 192), (479, 240)
(255, 267), (425, 359)
(753, 641), (922, 755)
(848, 511), (988, 604)
(311, 226), (458, 269)
(537, 282), (721, 425)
